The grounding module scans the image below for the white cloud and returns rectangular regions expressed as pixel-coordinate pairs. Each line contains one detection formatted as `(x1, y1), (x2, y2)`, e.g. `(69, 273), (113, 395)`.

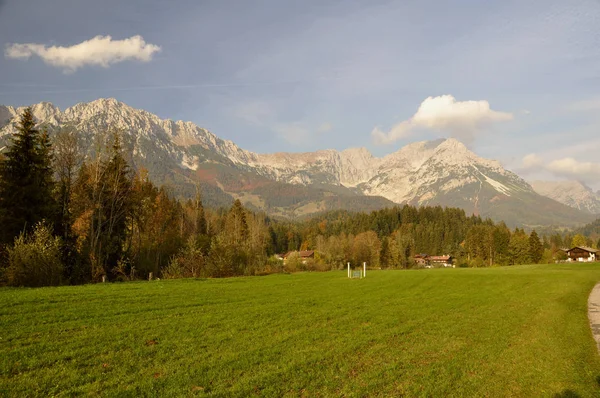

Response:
(547, 158), (600, 180)
(372, 95), (513, 145)
(522, 153), (544, 170)
(520, 153), (600, 185)
(5, 35), (161, 73)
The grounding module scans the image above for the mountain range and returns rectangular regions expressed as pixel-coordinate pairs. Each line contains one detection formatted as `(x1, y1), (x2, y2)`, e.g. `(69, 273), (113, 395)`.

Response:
(0, 98), (594, 228)
(530, 180), (600, 214)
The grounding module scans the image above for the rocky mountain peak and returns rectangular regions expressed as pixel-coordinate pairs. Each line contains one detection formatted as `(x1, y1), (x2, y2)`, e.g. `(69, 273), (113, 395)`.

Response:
(531, 180), (600, 214)
(0, 98), (591, 227)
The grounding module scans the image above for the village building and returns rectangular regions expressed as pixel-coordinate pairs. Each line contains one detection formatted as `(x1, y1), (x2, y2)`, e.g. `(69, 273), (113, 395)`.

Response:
(414, 254), (429, 266)
(565, 246), (599, 262)
(413, 254), (454, 268)
(282, 250), (315, 264)
(429, 255), (453, 267)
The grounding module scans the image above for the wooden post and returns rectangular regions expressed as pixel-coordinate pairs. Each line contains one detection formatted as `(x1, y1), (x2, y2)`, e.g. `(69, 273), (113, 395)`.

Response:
(148, 272), (153, 281)
(347, 262), (350, 278)
(102, 275), (106, 283)
(363, 262), (366, 278)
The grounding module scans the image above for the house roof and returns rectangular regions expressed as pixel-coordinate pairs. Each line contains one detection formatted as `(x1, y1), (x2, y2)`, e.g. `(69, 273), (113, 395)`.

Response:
(283, 250), (315, 258)
(430, 255), (452, 261)
(568, 246), (598, 253)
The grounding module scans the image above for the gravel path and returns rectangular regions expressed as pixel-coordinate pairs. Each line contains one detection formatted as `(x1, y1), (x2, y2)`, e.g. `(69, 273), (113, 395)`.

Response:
(588, 283), (600, 353)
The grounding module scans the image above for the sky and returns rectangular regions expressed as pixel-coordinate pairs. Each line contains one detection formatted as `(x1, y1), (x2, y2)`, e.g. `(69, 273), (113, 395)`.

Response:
(1, 0), (600, 187)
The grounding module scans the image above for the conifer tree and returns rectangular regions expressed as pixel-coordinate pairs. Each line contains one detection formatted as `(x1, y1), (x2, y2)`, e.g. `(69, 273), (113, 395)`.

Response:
(528, 230), (543, 264)
(0, 108), (56, 244)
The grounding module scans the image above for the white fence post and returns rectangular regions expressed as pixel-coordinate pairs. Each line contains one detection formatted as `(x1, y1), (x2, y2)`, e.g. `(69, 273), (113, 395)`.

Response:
(363, 262), (366, 278)
(347, 262), (350, 278)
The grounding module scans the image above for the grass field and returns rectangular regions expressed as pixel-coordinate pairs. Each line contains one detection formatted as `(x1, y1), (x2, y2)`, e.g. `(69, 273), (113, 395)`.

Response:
(2, 264), (600, 397)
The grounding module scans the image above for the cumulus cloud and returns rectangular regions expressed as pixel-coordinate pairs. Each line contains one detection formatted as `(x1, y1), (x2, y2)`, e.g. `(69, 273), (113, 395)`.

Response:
(520, 153), (600, 185)
(522, 153), (544, 169)
(547, 158), (600, 180)
(372, 95), (513, 145)
(5, 35), (161, 73)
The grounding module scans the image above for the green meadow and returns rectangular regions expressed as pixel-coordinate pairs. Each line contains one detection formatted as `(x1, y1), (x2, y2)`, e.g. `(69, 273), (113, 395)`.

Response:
(2, 264), (600, 397)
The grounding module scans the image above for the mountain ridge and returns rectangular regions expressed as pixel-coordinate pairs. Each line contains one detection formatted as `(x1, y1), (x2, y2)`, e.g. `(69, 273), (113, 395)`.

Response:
(0, 98), (592, 228)
(531, 180), (600, 214)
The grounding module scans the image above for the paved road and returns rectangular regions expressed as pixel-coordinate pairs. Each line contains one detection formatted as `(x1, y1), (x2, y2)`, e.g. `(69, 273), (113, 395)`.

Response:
(588, 283), (600, 353)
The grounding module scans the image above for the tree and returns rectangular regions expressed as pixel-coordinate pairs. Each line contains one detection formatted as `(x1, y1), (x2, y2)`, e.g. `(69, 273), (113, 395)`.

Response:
(52, 127), (84, 282)
(571, 234), (586, 248)
(508, 228), (531, 265)
(528, 230), (543, 264)
(73, 131), (133, 280)
(0, 108), (56, 244)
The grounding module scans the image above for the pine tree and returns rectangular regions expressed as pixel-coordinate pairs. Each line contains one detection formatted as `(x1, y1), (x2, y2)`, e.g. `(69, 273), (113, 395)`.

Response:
(194, 187), (207, 236)
(528, 230), (543, 264)
(98, 132), (133, 276)
(0, 108), (56, 244)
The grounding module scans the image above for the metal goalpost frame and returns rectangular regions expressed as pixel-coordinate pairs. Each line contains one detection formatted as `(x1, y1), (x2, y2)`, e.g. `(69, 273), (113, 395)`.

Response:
(347, 262), (367, 278)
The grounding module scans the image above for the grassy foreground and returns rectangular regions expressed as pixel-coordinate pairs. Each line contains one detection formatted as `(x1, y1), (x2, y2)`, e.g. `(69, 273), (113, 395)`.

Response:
(2, 265), (600, 397)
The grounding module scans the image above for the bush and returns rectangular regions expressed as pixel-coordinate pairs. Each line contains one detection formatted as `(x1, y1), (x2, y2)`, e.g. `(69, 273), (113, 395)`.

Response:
(7, 223), (63, 287)
(162, 258), (184, 279)
(163, 236), (205, 279)
(283, 252), (301, 273)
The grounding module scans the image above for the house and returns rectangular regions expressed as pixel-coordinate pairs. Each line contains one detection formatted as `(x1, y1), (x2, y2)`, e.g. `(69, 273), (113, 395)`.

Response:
(565, 246), (598, 262)
(429, 255), (453, 267)
(413, 254), (454, 268)
(282, 250), (315, 264)
(414, 254), (429, 266)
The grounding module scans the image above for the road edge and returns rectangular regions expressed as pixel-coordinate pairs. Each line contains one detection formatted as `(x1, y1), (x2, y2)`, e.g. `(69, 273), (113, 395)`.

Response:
(588, 282), (600, 354)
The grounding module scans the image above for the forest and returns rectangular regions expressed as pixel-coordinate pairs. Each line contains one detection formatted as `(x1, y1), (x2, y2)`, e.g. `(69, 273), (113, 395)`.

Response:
(0, 107), (597, 287)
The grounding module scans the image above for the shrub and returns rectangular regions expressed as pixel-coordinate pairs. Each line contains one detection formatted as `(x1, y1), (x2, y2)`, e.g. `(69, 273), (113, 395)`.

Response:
(162, 258), (184, 279)
(7, 223), (63, 287)
(163, 236), (205, 278)
(283, 252), (301, 273)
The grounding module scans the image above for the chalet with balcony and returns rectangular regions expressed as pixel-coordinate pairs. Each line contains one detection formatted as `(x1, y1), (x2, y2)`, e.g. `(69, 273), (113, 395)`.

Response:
(565, 246), (598, 262)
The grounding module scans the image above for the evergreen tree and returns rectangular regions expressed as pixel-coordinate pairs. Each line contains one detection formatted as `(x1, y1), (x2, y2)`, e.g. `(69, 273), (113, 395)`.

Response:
(528, 230), (543, 264)
(98, 132), (133, 276)
(0, 108), (56, 244)
(508, 228), (531, 265)
(194, 187), (207, 236)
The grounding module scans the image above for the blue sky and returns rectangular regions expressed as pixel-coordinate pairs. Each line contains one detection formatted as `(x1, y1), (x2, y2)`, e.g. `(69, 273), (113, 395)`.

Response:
(1, 0), (600, 186)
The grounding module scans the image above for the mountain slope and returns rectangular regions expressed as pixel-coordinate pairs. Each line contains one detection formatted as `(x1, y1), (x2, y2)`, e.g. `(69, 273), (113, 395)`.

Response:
(0, 98), (590, 227)
(531, 180), (600, 214)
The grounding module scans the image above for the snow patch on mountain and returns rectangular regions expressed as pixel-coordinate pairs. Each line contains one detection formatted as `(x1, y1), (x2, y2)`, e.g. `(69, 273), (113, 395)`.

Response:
(0, 98), (539, 216)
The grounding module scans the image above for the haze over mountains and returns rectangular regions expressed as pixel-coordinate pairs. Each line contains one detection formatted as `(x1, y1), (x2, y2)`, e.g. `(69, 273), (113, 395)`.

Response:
(0, 98), (593, 228)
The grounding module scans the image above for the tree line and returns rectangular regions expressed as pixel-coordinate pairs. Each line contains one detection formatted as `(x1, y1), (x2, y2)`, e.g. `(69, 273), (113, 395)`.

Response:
(0, 108), (596, 287)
